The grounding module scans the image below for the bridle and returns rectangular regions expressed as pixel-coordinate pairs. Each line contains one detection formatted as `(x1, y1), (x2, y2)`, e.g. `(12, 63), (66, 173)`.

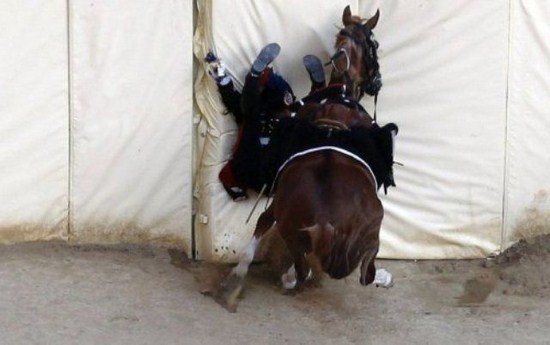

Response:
(330, 48), (351, 75)
(328, 23), (381, 121)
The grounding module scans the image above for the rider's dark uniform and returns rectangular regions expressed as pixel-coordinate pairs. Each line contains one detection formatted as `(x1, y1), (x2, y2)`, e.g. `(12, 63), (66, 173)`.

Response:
(217, 67), (295, 198)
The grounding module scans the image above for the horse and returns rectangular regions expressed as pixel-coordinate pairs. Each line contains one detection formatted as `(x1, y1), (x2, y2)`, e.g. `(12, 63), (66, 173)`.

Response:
(210, 5), (395, 312)
(293, 5), (382, 128)
(329, 5), (382, 101)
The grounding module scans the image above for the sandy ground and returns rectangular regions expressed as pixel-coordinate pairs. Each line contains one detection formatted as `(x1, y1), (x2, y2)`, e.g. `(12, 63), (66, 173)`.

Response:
(1, 236), (550, 345)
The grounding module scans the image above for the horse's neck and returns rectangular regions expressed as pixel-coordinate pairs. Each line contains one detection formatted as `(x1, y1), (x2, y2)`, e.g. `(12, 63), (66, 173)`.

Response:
(328, 74), (362, 102)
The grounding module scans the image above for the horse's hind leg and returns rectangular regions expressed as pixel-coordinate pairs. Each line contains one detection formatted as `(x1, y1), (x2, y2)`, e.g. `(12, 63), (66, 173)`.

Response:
(281, 264), (298, 289)
(281, 261), (313, 290)
(280, 234), (311, 291)
(213, 204), (275, 312)
(359, 243), (379, 286)
(232, 204), (276, 278)
(359, 241), (393, 288)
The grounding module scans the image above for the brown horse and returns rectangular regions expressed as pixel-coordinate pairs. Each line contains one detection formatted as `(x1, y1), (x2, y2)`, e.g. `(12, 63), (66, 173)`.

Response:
(215, 6), (394, 311)
(330, 5), (382, 101)
(294, 5), (381, 129)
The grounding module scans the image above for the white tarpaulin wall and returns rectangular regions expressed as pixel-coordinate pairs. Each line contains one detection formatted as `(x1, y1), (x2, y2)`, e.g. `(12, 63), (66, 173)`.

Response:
(194, 0), (550, 261)
(0, 1), (194, 250)
(1, 1), (69, 242)
(1, 1), (549, 260)
(504, 0), (550, 248)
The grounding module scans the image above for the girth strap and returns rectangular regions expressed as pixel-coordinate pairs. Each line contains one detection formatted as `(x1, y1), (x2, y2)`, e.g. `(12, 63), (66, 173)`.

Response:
(270, 146), (379, 196)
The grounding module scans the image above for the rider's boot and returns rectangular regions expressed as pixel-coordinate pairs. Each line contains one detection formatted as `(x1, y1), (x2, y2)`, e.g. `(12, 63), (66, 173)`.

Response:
(303, 54), (326, 92)
(251, 43), (281, 76)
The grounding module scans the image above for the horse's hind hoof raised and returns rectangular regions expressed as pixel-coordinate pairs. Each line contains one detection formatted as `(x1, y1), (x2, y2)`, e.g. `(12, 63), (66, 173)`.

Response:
(216, 273), (246, 312)
(199, 266), (246, 313)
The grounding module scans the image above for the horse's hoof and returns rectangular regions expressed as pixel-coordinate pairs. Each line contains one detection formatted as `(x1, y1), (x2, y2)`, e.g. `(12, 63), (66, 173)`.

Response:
(281, 272), (297, 290)
(374, 268), (394, 288)
(216, 273), (245, 312)
(199, 286), (213, 296)
(282, 282), (305, 296)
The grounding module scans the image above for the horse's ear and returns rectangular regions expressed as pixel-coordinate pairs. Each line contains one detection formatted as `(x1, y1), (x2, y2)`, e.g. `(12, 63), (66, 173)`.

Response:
(342, 5), (353, 26)
(365, 9), (380, 30)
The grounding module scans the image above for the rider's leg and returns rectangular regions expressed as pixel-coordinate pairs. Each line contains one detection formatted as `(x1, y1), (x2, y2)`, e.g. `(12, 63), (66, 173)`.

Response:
(303, 54), (326, 93)
(241, 43), (281, 121)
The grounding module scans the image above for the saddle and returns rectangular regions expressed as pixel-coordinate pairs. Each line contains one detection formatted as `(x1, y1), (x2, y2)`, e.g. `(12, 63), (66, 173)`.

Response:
(289, 83), (367, 114)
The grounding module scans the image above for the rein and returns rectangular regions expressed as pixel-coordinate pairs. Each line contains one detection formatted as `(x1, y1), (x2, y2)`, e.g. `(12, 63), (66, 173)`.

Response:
(373, 93), (378, 123)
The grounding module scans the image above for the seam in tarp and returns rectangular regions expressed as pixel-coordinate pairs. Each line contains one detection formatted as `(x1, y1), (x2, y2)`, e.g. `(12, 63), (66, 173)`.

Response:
(501, 0), (514, 253)
(66, 0), (74, 240)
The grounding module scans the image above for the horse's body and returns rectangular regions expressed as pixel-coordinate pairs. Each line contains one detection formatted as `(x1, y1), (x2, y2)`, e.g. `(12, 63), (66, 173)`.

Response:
(274, 149), (382, 284)
(215, 6), (394, 310)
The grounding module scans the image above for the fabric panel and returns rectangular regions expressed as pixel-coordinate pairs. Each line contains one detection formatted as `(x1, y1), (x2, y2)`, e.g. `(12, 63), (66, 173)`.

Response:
(503, 0), (550, 248)
(359, 0), (508, 258)
(69, 0), (193, 250)
(0, 1), (69, 243)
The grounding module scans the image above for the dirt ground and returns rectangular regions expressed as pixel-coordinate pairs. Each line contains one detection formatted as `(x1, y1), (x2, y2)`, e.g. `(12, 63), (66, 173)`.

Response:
(1, 235), (550, 345)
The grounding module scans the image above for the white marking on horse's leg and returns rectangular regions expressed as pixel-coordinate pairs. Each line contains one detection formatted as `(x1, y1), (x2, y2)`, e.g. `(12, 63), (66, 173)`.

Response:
(306, 268), (313, 281)
(281, 264), (297, 290)
(232, 237), (260, 278)
(374, 268), (394, 288)
(281, 258), (313, 290)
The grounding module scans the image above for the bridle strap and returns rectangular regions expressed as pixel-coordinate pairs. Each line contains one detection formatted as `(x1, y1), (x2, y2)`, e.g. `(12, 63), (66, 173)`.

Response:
(328, 48), (350, 74)
(373, 93), (378, 123)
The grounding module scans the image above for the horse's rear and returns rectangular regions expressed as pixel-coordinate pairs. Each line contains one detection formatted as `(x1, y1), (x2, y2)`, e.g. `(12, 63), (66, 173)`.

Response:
(274, 150), (383, 286)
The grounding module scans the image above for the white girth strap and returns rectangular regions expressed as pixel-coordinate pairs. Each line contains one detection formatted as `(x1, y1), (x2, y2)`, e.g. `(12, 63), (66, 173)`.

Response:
(272, 146), (379, 192)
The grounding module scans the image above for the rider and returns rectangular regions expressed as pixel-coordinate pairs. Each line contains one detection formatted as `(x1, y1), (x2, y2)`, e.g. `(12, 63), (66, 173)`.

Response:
(208, 45), (397, 200)
(207, 43), (296, 201)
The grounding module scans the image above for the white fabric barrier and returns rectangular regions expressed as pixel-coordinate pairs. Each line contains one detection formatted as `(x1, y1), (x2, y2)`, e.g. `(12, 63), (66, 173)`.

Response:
(0, 1), (194, 251)
(194, 0), (512, 260)
(69, 0), (194, 249)
(503, 0), (550, 247)
(2, 1), (549, 257)
(360, 0), (509, 258)
(0, 1), (69, 243)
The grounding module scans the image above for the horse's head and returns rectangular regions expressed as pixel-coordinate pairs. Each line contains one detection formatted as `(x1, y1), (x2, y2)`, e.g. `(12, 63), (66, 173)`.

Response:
(329, 5), (382, 101)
